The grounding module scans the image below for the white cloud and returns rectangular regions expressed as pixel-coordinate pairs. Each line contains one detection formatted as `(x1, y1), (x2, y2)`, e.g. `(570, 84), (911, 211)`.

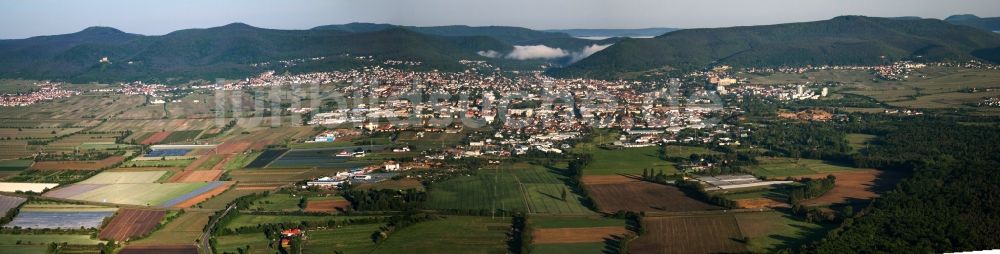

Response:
(477, 50), (503, 58)
(569, 44), (612, 63)
(505, 45), (570, 60)
(478, 43), (613, 63)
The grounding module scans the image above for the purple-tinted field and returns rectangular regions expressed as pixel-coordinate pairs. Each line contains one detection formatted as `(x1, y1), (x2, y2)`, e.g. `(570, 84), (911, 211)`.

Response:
(42, 184), (106, 199)
(0, 195), (27, 217)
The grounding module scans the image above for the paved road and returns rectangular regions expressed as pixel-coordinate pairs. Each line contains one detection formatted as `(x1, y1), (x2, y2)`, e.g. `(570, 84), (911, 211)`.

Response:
(198, 203), (236, 254)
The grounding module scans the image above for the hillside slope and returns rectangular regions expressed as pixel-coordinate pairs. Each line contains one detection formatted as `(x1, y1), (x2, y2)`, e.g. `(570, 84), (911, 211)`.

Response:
(556, 16), (1000, 79)
(0, 24), (511, 82)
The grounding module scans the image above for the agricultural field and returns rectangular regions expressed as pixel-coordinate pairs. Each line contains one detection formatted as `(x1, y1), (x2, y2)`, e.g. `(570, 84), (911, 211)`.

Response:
(198, 188), (268, 210)
(133, 211), (211, 245)
(29, 156), (125, 171)
(302, 223), (382, 254)
(846, 134), (877, 153)
(0, 140), (34, 160)
(427, 163), (595, 215)
(119, 244), (199, 254)
(214, 233), (273, 254)
(660, 145), (721, 159)
(355, 177), (424, 191)
(267, 147), (379, 169)
(0, 128), (82, 139)
(371, 216), (509, 254)
(581, 175), (720, 213)
(123, 159), (195, 168)
(425, 169), (525, 213)
(797, 169), (905, 206)
(222, 214), (385, 230)
(531, 216), (625, 229)
(228, 168), (312, 185)
(749, 157), (866, 178)
(78, 171), (167, 184)
(6, 202), (117, 229)
(43, 182), (214, 207)
(631, 215), (747, 254)
(533, 226), (628, 244)
(576, 146), (677, 176)
(98, 208), (167, 241)
(222, 152), (261, 170)
(0, 160), (34, 179)
(303, 196), (350, 213)
(0, 182), (59, 192)
(733, 211), (831, 253)
(0, 195), (27, 216)
(0, 233), (104, 245)
(532, 242), (609, 254)
(246, 193), (304, 212)
(4, 170), (96, 184)
(159, 130), (203, 144)
(243, 149), (288, 168)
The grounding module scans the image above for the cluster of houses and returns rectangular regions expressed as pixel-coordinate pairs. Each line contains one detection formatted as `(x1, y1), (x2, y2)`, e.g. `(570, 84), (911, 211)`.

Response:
(0, 83), (81, 107)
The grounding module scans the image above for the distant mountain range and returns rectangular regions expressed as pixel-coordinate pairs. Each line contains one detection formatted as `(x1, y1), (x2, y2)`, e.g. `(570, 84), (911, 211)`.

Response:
(543, 28), (678, 38)
(0, 22), (624, 82)
(945, 14), (1000, 32)
(3, 16), (1000, 82)
(554, 16), (1000, 79)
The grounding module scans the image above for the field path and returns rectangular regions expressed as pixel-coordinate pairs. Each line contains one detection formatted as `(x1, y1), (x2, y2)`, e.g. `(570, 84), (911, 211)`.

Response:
(511, 174), (532, 214)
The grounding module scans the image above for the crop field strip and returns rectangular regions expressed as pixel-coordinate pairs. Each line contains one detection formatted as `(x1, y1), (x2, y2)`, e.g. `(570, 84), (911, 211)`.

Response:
(0, 195), (26, 217)
(7, 203), (118, 229)
(79, 171), (167, 184)
(631, 215), (747, 254)
(582, 175), (721, 213)
(99, 208), (167, 241)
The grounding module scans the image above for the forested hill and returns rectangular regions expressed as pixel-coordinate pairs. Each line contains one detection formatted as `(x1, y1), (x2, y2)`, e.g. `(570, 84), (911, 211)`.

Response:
(0, 23), (514, 82)
(945, 14), (1000, 32)
(555, 16), (1000, 79)
(312, 23), (622, 50)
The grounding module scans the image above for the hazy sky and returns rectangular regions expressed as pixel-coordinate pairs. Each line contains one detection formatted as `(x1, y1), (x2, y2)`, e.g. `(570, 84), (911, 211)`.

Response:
(2, 0), (1000, 39)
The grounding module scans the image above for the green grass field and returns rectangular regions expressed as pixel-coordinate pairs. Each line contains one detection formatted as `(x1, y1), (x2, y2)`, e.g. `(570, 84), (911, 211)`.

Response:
(661, 145), (720, 159)
(0, 233), (104, 245)
(425, 169), (527, 213)
(733, 211), (832, 253)
(532, 242), (608, 254)
(303, 224), (382, 254)
(427, 163), (594, 215)
(0, 245), (47, 254)
(0, 159), (33, 171)
(372, 216), (509, 254)
(846, 134), (877, 153)
(223, 152), (261, 170)
(246, 193), (303, 212)
(223, 214), (385, 230)
(215, 233), (272, 254)
(160, 130), (203, 144)
(579, 146), (677, 176)
(749, 157), (863, 178)
(196, 155), (226, 170)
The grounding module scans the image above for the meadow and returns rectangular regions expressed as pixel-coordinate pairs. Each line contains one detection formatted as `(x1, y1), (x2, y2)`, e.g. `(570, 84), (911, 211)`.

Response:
(371, 216), (509, 254)
(427, 163), (594, 215)
(749, 157), (864, 178)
